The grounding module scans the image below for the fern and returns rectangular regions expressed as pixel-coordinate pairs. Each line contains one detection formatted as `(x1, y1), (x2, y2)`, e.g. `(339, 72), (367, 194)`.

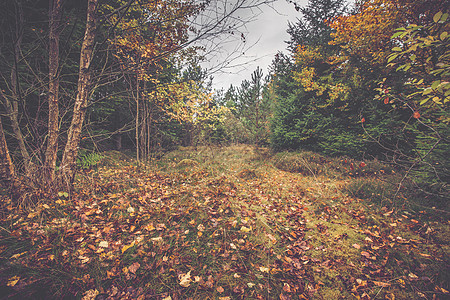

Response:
(77, 151), (104, 169)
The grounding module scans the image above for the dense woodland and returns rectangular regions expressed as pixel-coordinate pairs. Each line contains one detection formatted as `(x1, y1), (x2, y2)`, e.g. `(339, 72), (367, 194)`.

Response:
(0, 0), (449, 299)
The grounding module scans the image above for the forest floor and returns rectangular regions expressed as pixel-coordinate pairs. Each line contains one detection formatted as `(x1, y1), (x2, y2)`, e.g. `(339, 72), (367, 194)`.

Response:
(0, 145), (448, 300)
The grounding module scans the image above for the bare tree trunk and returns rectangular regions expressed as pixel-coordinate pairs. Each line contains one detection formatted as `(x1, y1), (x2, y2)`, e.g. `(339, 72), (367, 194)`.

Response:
(59, 0), (98, 187)
(4, 2), (31, 174)
(0, 118), (21, 200)
(135, 71), (140, 163)
(44, 0), (62, 183)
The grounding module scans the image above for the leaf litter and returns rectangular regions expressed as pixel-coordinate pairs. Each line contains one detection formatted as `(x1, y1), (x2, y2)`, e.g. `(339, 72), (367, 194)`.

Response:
(0, 145), (448, 299)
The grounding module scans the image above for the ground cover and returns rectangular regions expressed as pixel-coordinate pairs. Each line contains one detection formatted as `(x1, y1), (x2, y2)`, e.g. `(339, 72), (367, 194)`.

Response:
(0, 145), (448, 299)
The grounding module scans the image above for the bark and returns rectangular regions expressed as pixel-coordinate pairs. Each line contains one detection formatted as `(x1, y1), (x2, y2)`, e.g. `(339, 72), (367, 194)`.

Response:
(0, 118), (21, 200)
(44, 0), (62, 182)
(3, 2), (31, 174)
(59, 0), (98, 187)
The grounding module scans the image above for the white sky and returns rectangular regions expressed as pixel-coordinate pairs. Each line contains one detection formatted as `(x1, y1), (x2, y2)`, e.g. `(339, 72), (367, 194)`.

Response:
(203, 0), (308, 92)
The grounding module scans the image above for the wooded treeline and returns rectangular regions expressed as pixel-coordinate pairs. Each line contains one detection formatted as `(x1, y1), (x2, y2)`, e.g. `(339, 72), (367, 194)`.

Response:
(0, 0), (273, 198)
(216, 0), (449, 198)
(0, 0), (448, 200)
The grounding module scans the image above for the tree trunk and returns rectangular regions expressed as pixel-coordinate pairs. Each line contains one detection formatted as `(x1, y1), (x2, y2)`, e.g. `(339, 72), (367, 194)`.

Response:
(59, 0), (98, 188)
(0, 118), (21, 201)
(44, 0), (62, 183)
(4, 2), (32, 174)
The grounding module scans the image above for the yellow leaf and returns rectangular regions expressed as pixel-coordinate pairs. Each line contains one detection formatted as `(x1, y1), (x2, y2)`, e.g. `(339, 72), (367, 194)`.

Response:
(10, 251), (27, 259)
(121, 241), (135, 253)
(7, 276), (20, 287)
(240, 226), (251, 233)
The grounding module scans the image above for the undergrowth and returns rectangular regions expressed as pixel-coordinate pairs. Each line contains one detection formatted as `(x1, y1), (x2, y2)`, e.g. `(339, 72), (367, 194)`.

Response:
(0, 145), (448, 299)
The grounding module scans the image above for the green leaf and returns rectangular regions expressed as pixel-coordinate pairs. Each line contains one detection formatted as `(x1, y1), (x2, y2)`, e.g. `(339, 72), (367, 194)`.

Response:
(392, 47), (402, 52)
(387, 54), (398, 63)
(420, 98), (430, 105)
(433, 11), (443, 23)
(440, 13), (448, 23)
(391, 31), (403, 39)
(410, 54), (416, 61)
(440, 31), (448, 41)
(423, 88), (433, 95)
(431, 80), (440, 90)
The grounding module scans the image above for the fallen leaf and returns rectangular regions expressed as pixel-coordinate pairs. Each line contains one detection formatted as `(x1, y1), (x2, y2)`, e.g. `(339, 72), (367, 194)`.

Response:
(418, 253), (432, 258)
(128, 262), (140, 274)
(240, 226), (251, 233)
(361, 251), (371, 258)
(373, 281), (390, 287)
(7, 276), (20, 287)
(79, 255), (90, 263)
(179, 271), (192, 287)
(81, 289), (99, 300)
(247, 282), (255, 288)
(121, 241), (135, 253)
(259, 266), (269, 273)
(352, 243), (360, 249)
(99, 241), (108, 248)
(216, 286), (224, 293)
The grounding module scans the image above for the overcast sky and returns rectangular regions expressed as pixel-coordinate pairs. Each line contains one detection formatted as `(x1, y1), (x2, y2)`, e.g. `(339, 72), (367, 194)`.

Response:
(203, 0), (308, 92)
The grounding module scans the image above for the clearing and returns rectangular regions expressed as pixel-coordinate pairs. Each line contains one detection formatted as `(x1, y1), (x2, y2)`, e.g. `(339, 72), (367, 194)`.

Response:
(0, 145), (448, 299)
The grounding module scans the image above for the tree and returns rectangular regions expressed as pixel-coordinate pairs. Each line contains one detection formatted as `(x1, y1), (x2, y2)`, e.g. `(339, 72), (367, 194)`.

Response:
(270, 0), (367, 156)
(0, 0), (276, 198)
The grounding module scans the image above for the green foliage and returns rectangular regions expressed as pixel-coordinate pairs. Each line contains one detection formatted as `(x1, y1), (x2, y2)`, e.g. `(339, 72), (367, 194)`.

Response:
(76, 150), (105, 169)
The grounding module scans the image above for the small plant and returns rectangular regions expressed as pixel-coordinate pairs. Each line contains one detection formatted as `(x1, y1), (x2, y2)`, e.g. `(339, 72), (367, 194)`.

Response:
(76, 150), (105, 169)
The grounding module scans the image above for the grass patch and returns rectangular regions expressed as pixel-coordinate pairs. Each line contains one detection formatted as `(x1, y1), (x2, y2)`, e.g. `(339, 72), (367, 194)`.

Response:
(0, 145), (448, 299)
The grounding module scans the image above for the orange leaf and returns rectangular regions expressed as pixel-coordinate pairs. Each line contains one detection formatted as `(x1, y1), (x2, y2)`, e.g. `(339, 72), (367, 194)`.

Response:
(373, 281), (390, 287)
(384, 97), (389, 104)
(361, 251), (371, 258)
(413, 111), (420, 119)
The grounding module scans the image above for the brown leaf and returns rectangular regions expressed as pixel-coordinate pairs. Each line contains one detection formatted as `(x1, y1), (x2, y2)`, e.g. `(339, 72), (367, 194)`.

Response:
(283, 283), (292, 293)
(128, 262), (140, 274)
(373, 281), (390, 287)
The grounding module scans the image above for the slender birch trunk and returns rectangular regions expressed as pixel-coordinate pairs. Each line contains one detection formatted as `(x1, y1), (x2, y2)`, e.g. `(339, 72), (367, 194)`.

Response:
(59, 0), (98, 187)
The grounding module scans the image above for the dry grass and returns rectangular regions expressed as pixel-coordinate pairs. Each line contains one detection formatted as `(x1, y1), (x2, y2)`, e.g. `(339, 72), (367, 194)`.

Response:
(0, 145), (448, 299)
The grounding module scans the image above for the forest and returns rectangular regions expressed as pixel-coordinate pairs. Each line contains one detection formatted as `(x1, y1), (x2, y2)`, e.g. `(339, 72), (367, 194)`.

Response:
(0, 0), (448, 299)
